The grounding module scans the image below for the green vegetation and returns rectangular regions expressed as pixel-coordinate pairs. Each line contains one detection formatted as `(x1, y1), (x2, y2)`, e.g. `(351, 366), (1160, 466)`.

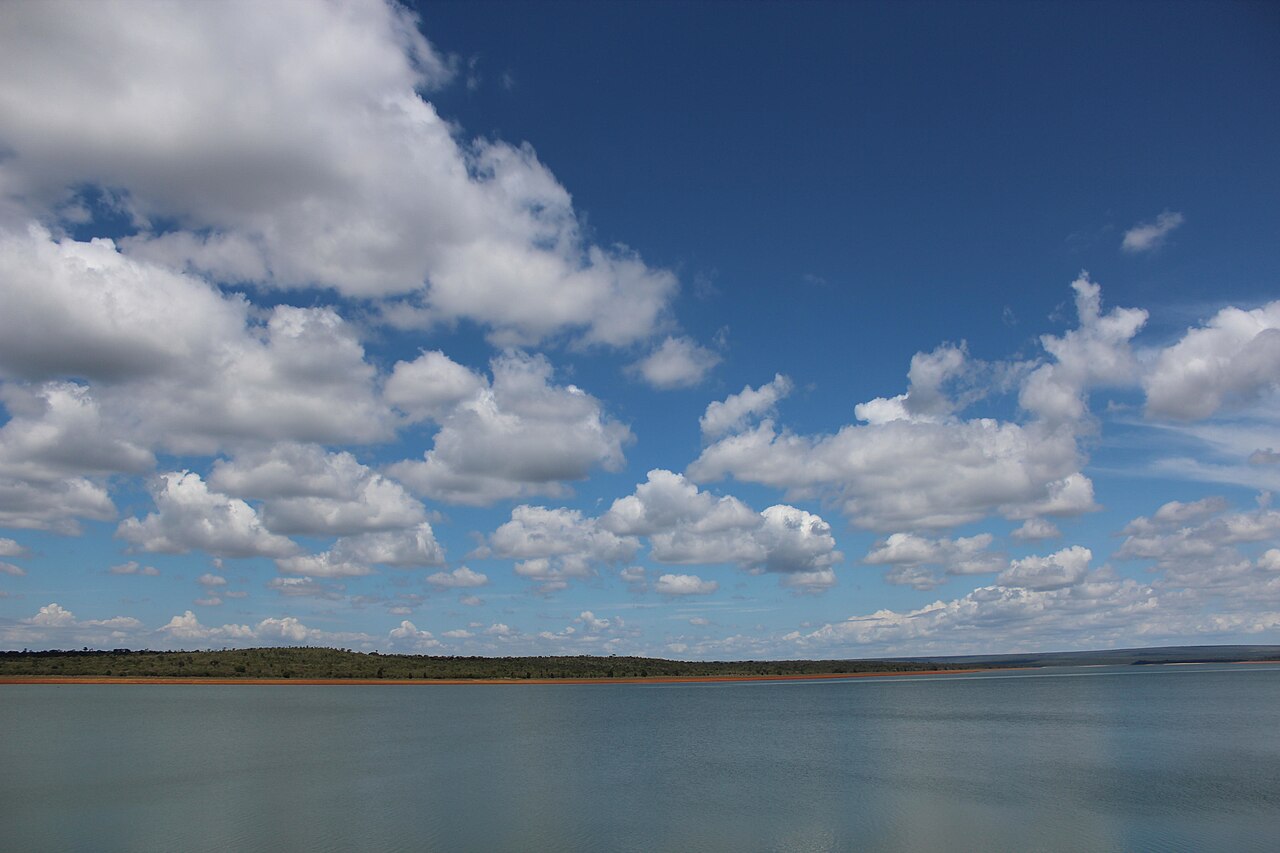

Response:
(5, 644), (1273, 680)
(0, 647), (974, 680)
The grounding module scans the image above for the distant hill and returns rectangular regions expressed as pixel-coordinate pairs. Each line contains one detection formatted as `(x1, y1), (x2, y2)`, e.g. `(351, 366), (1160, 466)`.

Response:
(0, 647), (971, 680)
(1, 644), (1277, 680)
(890, 645), (1280, 667)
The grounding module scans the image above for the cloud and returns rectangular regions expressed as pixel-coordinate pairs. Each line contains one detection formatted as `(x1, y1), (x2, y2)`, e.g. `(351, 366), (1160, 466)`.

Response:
(272, 553), (369, 579)
(0, 602), (144, 648)
(776, 494), (1280, 656)
(785, 570), (1160, 656)
(700, 374), (794, 438)
(388, 351), (631, 505)
(340, 525), (450, 563)
(629, 336), (720, 389)
(117, 471), (298, 558)
(1018, 276), (1148, 426)
(865, 532), (1003, 588)
(689, 280), (1129, 531)
(689, 418), (1093, 531)
(752, 506), (843, 576)
(782, 484), (1280, 655)
(267, 576), (344, 599)
(1151, 496), (1229, 525)
(997, 545), (1092, 591)
(655, 573), (719, 595)
(882, 566), (942, 591)
(109, 561), (160, 576)
(488, 505), (639, 591)
(209, 444), (425, 536)
(0, 380), (148, 533)
(855, 344), (973, 425)
(780, 567), (838, 592)
(26, 602), (75, 626)
(0, 225), (247, 382)
(158, 611), (253, 643)
(383, 350), (487, 424)
(426, 567), (489, 589)
(0, 476), (115, 535)
(0, 1), (676, 347)
(1144, 301), (1280, 420)
(0, 537), (29, 557)
(387, 620), (440, 650)
(602, 468), (757, 537)
(274, 522), (447, 579)
(600, 469), (843, 584)
(1116, 496), (1280, 596)
(576, 610), (611, 631)
(0, 382), (154, 481)
(332, 524), (448, 567)
(158, 610), (371, 648)
(1137, 417), (1280, 492)
(0, 560), (25, 576)
(0, 228), (394, 456)
(122, 304), (392, 454)
(1250, 449), (1280, 465)
(1010, 519), (1061, 541)
(1121, 211), (1184, 253)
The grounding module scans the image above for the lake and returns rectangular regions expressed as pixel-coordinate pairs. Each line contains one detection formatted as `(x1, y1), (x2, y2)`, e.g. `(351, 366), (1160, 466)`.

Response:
(3, 664), (1279, 851)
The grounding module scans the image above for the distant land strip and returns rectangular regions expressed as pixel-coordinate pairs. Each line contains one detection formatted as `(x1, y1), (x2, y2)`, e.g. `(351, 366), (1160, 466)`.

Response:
(2, 644), (1279, 682)
(1, 669), (999, 686)
(0, 648), (975, 681)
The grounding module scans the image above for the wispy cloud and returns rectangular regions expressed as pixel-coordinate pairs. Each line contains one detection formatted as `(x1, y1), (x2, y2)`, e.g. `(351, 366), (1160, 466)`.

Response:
(1122, 211), (1184, 253)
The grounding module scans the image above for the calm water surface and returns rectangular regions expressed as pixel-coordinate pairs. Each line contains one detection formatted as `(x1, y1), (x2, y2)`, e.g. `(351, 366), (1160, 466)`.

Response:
(3, 664), (1279, 852)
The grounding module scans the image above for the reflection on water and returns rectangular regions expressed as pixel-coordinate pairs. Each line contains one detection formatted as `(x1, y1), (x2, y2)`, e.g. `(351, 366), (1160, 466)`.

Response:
(2, 664), (1279, 852)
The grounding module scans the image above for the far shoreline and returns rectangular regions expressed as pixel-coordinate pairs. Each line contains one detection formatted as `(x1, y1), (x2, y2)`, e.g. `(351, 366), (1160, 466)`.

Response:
(0, 667), (998, 686)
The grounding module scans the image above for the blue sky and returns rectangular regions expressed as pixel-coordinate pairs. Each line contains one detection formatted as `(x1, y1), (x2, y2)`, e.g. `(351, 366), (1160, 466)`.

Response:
(1, 0), (1278, 657)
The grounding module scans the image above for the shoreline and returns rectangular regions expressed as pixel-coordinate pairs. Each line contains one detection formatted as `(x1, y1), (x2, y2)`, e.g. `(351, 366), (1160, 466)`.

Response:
(0, 667), (993, 686)
(5, 661), (1275, 686)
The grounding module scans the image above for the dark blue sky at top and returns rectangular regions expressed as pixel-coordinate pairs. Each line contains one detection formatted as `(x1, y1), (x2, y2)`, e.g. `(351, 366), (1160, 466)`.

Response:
(424, 2), (1274, 315)
(418, 1), (1278, 402)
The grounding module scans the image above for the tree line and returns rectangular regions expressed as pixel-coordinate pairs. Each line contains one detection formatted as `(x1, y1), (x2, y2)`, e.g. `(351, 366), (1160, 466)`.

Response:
(0, 647), (975, 680)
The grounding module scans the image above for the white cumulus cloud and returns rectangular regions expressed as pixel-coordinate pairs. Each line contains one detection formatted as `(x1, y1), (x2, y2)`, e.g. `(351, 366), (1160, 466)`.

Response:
(655, 573), (719, 596)
(0, 0), (677, 346)
(0, 537), (29, 557)
(998, 545), (1092, 591)
(389, 351), (631, 505)
(117, 471), (298, 558)
(1144, 301), (1280, 420)
(426, 567), (489, 589)
(210, 444), (425, 536)
(601, 469), (842, 585)
(689, 280), (1125, 531)
(700, 374), (793, 438)
(488, 505), (639, 591)
(630, 336), (720, 389)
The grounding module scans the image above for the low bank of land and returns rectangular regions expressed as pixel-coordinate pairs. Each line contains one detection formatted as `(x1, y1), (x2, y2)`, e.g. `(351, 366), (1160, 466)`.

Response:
(3, 644), (1279, 683)
(0, 648), (973, 681)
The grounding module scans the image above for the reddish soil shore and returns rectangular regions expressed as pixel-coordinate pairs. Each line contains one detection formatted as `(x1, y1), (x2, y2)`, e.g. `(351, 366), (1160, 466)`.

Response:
(0, 668), (990, 686)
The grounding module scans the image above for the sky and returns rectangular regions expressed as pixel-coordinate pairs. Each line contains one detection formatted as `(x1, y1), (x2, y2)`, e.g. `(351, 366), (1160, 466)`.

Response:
(1, 0), (1278, 658)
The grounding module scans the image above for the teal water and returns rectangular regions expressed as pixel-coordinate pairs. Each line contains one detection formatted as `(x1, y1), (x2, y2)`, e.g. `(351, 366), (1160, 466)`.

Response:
(2, 664), (1279, 852)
